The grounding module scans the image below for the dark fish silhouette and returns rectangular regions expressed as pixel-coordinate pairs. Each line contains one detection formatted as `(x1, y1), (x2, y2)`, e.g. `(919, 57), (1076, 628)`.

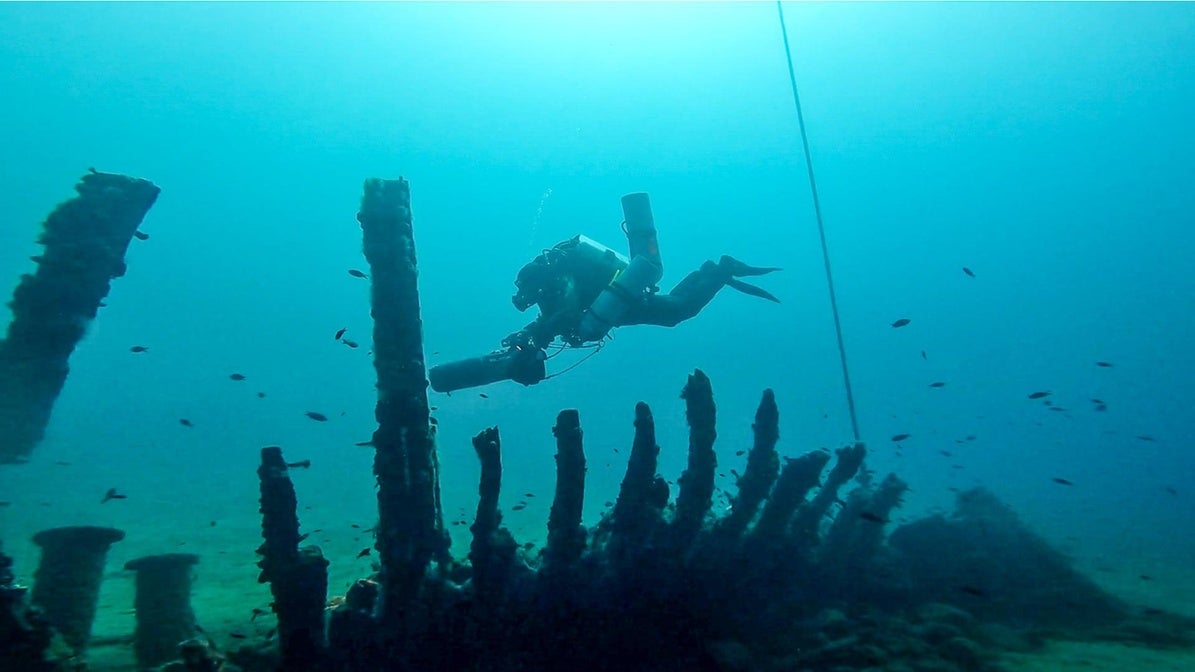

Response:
(179, 418), (194, 427)
(286, 460), (311, 469)
(354, 440), (374, 447)
(130, 345), (149, 353)
(133, 230), (150, 241)
(1093, 404), (1107, 412)
(356, 547), (371, 558)
(1165, 486), (1177, 496)
(512, 504), (527, 511)
(251, 608), (267, 621)
(921, 350), (927, 360)
(962, 267), (975, 278)
(1095, 361), (1114, 367)
(958, 585), (988, 598)
(229, 632), (247, 640)
(1135, 435), (1156, 442)
(1028, 391), (1051, 399)
(257, 392), (266, 398)
(1052, 477), (1074, 486)
(891, 318), (911, 328)
(101, 488), (127, 503)
(891, 433), (911, 442)
(229, 373), (246, 381)
(1091, 398), (1104, 404)
(334, 328), (346, 340)
(928, 381), (946, 388)
(305, 411), (328, 422)
(342, 339), (359, 349)
(859, 512), (887, 523)
(479, 393), (489, 399)
(348, 269), (368, 279)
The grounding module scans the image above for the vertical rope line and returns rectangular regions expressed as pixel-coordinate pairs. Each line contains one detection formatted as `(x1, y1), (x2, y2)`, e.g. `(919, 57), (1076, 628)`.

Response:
(776, 1), (861, 443)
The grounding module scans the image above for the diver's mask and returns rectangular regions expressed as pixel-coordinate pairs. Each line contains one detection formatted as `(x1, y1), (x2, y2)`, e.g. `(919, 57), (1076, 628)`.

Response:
(512, 260), (553, 312)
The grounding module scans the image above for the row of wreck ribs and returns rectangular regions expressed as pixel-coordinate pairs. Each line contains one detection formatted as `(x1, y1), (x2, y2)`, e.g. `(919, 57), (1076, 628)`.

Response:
(249, 178), (1151, 672)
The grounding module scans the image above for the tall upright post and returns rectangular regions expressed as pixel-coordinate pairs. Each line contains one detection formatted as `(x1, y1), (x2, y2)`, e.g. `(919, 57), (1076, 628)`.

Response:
(356, 178), (447, 623)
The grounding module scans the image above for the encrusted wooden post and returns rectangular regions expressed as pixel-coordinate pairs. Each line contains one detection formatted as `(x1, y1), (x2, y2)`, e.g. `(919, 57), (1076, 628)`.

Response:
(357, 178), (447, 623)
(256, 446), (328, 671)
(0, 170), (159, 463)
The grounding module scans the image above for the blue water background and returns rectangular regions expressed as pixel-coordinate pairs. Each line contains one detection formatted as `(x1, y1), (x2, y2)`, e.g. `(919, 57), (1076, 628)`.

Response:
(0, 2), (1192, 602)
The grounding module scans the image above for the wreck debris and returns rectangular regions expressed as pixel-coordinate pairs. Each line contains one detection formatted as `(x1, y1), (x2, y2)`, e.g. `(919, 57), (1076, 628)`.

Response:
(0, 171), (159, 463)
(356, 177), (447, 624)
(124, 553), (201, 670)
(29, 525), (125, 655)
(0, 547), (54, 671)
(256, 446), (328, 671)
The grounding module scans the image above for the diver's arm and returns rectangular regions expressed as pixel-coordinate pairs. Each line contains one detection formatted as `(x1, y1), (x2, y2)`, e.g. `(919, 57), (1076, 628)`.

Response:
(503, 313), (563, 351)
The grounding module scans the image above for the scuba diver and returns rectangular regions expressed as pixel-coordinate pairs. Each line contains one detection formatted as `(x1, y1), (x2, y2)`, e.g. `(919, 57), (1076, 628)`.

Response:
(428, 193), (781, 393)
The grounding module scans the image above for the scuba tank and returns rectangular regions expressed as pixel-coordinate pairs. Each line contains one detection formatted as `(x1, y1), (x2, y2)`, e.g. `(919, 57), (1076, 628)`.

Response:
(577, 193), (664, 343)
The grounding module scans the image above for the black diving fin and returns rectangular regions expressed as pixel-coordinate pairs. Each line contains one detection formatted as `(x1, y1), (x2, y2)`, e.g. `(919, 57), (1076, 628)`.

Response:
(726, 277), (780, 303)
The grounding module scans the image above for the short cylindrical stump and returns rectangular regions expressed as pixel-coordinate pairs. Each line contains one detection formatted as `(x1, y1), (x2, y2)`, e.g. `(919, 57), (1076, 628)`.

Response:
(125, 553), (201, 670)
(30, 525), (125, 653)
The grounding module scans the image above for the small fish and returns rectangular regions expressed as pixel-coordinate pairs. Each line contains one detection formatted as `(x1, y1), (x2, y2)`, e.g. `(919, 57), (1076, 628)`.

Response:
(1135, 435), (1156, 442)
(958, 585), (988, 598)
(921, 350), (927, 360)
(511, 504), (526, 511)
(859, 512), (887, 524)
(334, 328), (346, 340)
(286, 460), (311, 469)
(479, 393), (489, 399)
(342, 339), (359, 349)
(735, 450), (745, 456)
(1048, 407), (1067, 412)
(939, 450), (953, 457)
(1027, 391), (1051, 399)
(964, 435), (976, 441)
(1052, 477), (1074, 486)
(305, 411), (328, 422)
(1095, 361), (1114, 368)
(1139, 574), (1153, 581)
(101, 488), (127, 503)
(179, 418), (194, 427)
(348, 269), (368, 279)
(0, 501), (11, 507)
(928, 382), (946, 388)
(129, 345), (149, 353)
(229, 373), (246, 381)
(962, 267), (975, 278)
(251, 608), (267, 621)
(229, 632), (247, 640)
(891, 433), (911, 442)
(132, 230), (150, 241)
(257, 392), (266, 399)
(1090, 398), (1104, 404)
(356, 547), (371, 558)
(524, 493), (535, 498)
(891, 318), (911, 328)
(354, 440), (374, 447)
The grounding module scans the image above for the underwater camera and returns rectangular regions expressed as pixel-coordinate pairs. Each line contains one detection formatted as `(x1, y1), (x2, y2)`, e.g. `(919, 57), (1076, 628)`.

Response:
(429, 345), (546, 393)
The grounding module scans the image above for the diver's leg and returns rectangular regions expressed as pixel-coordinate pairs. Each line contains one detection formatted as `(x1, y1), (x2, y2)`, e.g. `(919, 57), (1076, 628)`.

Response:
(620, 257), (781, 328)
(621, 261), (727, 327)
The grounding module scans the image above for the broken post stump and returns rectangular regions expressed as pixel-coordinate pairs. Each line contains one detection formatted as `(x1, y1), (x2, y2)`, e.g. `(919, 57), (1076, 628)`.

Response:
(541, 409), (587, 597)
(0, 170), (159, 463)
(256, 446), (328, 671)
